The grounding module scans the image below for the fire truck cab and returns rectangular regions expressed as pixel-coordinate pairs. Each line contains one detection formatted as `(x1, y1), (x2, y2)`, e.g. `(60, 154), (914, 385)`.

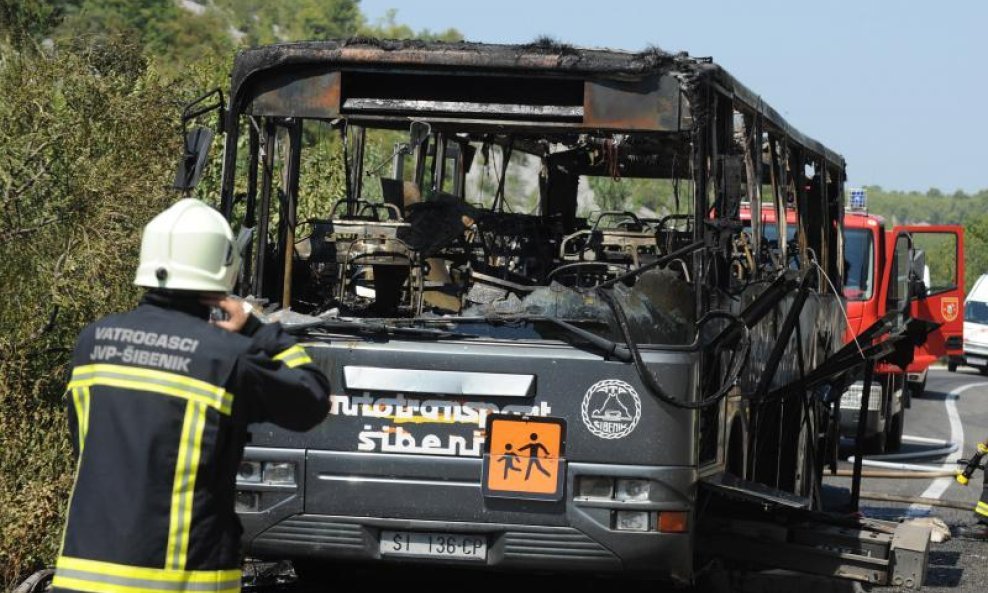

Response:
(839, 194), (964, 453)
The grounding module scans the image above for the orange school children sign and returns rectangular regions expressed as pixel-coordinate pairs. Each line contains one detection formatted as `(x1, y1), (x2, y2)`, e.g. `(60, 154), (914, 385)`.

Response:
(483, 416), (566, 501)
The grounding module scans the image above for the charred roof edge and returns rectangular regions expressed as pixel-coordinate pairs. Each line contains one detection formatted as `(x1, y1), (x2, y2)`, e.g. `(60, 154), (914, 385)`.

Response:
(227, 39), (844, 169)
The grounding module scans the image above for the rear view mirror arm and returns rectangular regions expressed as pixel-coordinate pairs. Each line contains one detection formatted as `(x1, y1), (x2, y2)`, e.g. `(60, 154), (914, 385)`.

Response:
(181, 88), (225, 133)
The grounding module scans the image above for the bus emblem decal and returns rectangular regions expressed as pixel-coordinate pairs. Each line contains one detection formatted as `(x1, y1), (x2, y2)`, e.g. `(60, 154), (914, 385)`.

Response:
(581, 380), (642, 439)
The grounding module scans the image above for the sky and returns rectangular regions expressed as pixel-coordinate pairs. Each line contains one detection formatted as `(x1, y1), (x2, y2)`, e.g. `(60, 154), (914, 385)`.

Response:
(360, 0), (988, 194)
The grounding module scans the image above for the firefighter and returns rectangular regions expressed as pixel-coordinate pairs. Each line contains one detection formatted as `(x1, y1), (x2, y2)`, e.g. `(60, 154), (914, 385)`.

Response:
(956, 441), (988, 538)
(968, 445), (988, 536)
(51, 198), (330, 593)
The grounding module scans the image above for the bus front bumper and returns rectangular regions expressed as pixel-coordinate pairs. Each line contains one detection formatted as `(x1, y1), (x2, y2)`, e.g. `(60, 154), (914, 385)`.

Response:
(238, 453), (696, 581)
(245, 514), (692, 580)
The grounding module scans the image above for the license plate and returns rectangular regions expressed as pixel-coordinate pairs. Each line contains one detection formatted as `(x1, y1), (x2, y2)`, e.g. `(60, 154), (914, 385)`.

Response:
(380, 531), (487, 561)
(968, 356), (986, 365)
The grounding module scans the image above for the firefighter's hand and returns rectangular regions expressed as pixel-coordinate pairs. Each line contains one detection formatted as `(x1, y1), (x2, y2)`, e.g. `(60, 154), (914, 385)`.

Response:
(202, 295), (251, 333)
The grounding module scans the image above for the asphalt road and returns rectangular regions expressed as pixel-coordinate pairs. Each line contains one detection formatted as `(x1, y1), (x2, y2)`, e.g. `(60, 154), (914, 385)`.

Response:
(243, 368), (988, 592)
(833, 368), (988, 519)
(826, 367), (988, 593)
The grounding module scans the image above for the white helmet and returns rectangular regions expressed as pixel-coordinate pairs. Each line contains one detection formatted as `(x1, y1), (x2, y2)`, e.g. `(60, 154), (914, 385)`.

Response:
(134, 198), (239, 293)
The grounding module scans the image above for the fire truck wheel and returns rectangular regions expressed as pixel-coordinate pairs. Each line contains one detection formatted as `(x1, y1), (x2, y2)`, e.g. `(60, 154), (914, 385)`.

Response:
(909, 376), (926, 402)
(980, 366), (988, 376)
(886, 410), (904, 452)
(948, 362), (958, 372)
(863, 429), (887, 455)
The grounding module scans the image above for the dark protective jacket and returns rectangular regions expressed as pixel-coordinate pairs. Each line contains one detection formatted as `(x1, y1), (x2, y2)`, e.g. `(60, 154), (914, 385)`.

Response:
(52, 293), (330, 593)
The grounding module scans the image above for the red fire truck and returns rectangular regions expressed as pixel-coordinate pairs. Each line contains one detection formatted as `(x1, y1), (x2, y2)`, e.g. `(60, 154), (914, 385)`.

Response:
(839, 204), (963, 452)
(743, 200), (964, 453)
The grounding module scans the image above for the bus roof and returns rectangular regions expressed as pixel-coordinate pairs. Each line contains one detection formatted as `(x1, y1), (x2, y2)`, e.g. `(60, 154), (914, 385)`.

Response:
(228, 39), (845, 168)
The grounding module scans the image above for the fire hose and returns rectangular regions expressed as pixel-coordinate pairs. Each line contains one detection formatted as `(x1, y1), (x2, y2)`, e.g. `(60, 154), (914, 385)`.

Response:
(831, 435), (987, 510)
(843, 435), (960, 476)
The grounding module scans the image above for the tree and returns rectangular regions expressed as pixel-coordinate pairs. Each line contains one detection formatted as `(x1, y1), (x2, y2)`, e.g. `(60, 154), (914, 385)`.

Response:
(588, 176), (632, 212)
(0, 38), (189, 585)
(360, 8), (462, 41)
(0, 0), (72, 44)
(211, 0), (363, 45)
(960, 214), (988, 292)
(56, 0), (181, 50)
(1, 2), (470, 586)
(856, 185), (988, 291)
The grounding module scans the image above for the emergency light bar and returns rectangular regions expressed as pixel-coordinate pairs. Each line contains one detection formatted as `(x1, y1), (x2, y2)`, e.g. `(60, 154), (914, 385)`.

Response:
(848, 188), (867, 212)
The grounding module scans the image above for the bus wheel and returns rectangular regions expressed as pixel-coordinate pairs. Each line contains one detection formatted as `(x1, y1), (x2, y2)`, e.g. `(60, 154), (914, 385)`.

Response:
(726, 420), (745, 478)
(292, 559), (334, 583)
(778, 398), (817, 502)
(948, 362), (957, 372)
(791, 408), (818, 502)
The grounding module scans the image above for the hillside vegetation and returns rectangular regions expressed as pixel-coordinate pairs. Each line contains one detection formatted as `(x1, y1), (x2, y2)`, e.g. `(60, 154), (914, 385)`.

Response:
(862, 186), (988, 292)
(0, 1), (459, 585)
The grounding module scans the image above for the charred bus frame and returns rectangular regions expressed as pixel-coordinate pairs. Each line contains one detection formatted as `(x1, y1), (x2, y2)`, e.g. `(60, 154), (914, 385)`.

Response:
(211, 40), (856, 582)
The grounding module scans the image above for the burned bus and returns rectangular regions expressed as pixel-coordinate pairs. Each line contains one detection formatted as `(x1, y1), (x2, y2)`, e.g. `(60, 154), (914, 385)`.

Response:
(202, 40), (851, 582)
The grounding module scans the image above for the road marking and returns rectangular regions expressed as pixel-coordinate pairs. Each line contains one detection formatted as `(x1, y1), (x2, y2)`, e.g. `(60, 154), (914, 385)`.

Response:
(908, 381), (988, 515)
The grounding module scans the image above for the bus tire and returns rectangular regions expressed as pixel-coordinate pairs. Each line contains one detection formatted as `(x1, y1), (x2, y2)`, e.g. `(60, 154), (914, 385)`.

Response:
(778, 397), (816, 501)
(293, 559), (333, 583)
(726, 419), (745, 478)
(948, 362), (958, 373)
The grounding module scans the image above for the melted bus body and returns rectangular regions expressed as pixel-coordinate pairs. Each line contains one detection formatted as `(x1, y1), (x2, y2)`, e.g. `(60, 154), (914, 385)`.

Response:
(739, 203), (965, 454)
(212, 40), (849, 582)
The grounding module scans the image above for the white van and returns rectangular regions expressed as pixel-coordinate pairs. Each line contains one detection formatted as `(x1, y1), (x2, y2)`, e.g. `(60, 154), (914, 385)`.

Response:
(955, 273), (988, 373)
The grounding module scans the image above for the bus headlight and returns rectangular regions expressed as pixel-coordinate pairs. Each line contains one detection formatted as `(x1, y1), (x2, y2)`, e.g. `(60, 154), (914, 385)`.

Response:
(577, 476), (614, 499)
(262, 461), (297, 485)
(615, 479), (651, 502)
(238, 461), (262, 483)
(238, 461), (297, 486)
(615, 511), (650, 531)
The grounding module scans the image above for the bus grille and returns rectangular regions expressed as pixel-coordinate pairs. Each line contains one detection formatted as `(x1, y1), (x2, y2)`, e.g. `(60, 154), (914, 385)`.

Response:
(254, 516), (365, 551)
(253, 517), (618, 567)
(502, 529), (617, 564)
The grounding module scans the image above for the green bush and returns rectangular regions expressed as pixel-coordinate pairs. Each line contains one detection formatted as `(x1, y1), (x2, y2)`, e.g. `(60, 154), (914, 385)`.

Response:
(0, 2), (464, 586)
(0, 39), (190, 586)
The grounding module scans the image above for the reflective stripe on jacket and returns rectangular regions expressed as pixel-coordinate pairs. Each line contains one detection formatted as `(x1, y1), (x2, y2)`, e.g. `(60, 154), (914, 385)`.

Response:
(53, 296), (330, 593)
